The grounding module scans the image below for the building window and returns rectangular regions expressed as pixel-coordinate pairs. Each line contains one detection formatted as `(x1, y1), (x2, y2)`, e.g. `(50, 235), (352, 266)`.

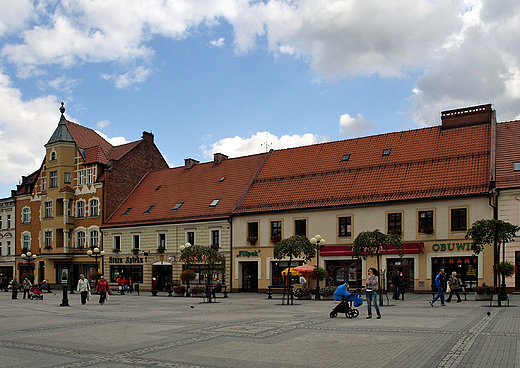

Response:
(451, 208), (467, 231)
(89, 199), (99, 217)
(44, 201), (53, 218)
(87, 168), (93, 184)
(0, 215), (2, 229)
(50, 171), (58, 188)
(186, 231), (195, 246)
(247, 222), (258, 244)
(514, 162), (520, 171)
(90, 230), (99, 248)
(114, 235), (121, 252)
(6, 240), (11, 255)
(0, 241), (2, 255)
(76, 201), (85, 218)
(22, 234), (30, 251)
(419, 210), (434, 233)
(338, 216), (352, 237)
(6, 214), (11, 229)
(22, 207), (31, 224)
(158, 233), (166, 250)
(211, 230), (220, 248)
(45, 230), (53, 249)
(41, 177), (47, 191)
(50, 151), (57, 161)
(387, 213), (402, 235)
(64, 172), (71, 184)
(78, 170), (84, 186)
(77, 231), (86, 249)
(294, 219), (307, 237)
(132, 234), (140, 250)
(270, 220), (282, 243)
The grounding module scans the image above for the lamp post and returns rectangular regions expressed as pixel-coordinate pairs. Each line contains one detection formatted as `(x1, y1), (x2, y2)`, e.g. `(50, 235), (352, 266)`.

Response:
(179, 242), (192, 296)
(20, 252), (38, 281)
(310, 235), (325, 300)
(87, 247), (106, 272)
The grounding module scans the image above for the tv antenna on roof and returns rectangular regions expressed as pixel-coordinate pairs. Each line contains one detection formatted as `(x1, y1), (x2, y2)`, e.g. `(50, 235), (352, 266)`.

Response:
(261, 132), (272, 152)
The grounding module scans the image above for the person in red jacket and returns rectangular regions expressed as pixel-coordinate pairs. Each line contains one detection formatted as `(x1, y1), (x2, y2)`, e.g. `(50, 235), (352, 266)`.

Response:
(95, 276), (110, 304)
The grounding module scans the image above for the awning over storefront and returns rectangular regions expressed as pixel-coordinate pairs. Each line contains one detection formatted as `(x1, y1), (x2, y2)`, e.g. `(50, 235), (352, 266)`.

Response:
(320, 242), (424, 257)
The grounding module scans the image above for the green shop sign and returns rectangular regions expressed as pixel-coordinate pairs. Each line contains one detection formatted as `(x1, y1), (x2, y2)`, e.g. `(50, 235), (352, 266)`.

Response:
(237, 250), (260, 258)
(432, 242), (472, 252)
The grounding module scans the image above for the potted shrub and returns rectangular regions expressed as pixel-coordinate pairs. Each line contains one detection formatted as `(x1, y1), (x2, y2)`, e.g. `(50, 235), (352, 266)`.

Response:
(319, 285), (337, 300)
(247, 236), (258, 245)
(112, 248), (121, 254)
(132, 248), (140, 255)
(420, 227), (434, 234)
(156, 245), (165, 254)
(21, 272), (35, 283)
(474, 283), (494, 300)
(189, 285), (205, 295)
(270, 236), (281, 244)
(493, 262), (516, 278)
(293, 286), (311, 299)
(180, 270), (196, 283)
(44, 245), (53, 250)
(309, 267), (327, 282)
(172, 285), (186, 296)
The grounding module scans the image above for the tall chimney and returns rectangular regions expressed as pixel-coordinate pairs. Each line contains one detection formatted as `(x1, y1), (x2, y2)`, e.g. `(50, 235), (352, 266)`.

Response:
(440, 104), (492, 130)
(142, 131), (154, 144)
(213, 153), (228, 165)
(184, 158), (199, 169)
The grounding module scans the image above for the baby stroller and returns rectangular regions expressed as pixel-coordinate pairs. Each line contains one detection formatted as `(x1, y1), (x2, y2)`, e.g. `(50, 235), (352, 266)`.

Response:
(330, 284), (362, 319)
(29, 284), (43, 300)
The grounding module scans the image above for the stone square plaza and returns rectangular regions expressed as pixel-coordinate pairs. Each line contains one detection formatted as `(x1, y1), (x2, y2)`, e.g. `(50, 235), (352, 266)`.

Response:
(0, 290), (518, 368)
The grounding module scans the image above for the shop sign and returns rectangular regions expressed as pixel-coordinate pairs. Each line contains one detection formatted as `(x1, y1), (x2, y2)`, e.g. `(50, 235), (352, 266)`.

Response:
(432, 242), (472, 252)
(237, 250), (259, 258)
(108, 256), (144, 264)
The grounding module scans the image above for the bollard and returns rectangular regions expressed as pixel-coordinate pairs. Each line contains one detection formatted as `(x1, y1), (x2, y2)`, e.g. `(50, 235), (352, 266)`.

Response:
(135, 283), (139, 296)
(60, 285), (70, 307)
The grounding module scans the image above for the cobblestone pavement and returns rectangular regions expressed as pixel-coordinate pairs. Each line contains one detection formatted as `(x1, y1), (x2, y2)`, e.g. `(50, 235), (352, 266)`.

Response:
(0, 290), (518, 368)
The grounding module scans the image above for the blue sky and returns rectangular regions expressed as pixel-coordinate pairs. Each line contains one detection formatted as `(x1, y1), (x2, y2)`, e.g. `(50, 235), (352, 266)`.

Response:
(1, 0), (520, 198)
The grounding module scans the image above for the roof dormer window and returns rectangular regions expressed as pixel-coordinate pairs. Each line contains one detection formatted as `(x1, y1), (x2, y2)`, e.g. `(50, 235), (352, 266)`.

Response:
(122, 207), (132, 216)
(382, 149), (391, 156)
(342, 154), (351, 162)
(209, 198), (220, 207)
(172, 202), (183, 211)
(144, 205), (155, 214)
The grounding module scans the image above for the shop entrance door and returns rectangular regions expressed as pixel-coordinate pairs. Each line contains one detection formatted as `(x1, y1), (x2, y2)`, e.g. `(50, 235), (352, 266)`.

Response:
(241, 262), (258, 292)
(152, 264), (172, 290)
(387, 258), (414, 293)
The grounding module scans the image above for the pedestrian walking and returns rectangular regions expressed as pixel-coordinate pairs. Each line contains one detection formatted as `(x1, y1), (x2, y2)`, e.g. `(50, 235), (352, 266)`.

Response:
(11, 278), (18, 299)
(365, 268), (381, 319)
(22, 278), (32, 300)
(95, 275), (110, 304)
(77, 274), (90, 305)
(392, 271), (401, 300)
(429, 269), (446, 307)
(446, 271), (462, 303)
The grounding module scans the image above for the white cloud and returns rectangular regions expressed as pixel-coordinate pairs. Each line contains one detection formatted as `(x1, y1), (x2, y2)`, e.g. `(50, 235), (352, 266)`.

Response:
(339, 113), (373, 137)
(0, 0), (33, 37)
(210, 37), (225, 47)
(201, 131), (328, 159)
(100, 66), (152, 89)
(94, 130), (129, 146)
(96, 120), (111, 129)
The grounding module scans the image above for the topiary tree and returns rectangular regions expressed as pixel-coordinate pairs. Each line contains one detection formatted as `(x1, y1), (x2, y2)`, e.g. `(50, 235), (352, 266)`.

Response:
(274, 235), (316, 305)
(352, 229), (403, 305)
(466, 219), (519, 305)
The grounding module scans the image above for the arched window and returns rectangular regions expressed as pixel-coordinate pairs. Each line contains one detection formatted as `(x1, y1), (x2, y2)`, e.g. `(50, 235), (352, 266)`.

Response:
(89, 199), (99, 217)
(77, 231), (86, 249)
(76, 201), (85, 218)
(22, 234), (31, 251)
(90, 230), (99, 248)
(50, 151), (57, 161)
(22, 207), (31, 223)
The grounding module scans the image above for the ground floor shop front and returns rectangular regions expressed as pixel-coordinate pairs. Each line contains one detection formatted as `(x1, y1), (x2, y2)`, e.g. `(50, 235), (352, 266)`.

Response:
(232, 240), (493, 294)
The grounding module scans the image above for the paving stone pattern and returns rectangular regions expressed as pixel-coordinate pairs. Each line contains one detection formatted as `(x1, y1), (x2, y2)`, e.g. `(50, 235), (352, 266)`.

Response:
(0, 291), (518, 368)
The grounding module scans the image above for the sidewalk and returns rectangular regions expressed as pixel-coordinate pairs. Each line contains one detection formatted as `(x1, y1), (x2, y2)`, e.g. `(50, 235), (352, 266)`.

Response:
(0, 290), (518, 368)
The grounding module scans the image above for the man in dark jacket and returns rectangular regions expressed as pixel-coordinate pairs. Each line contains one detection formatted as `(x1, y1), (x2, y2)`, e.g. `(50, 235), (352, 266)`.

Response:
(392, 272), (401, 300)
(429, 269), (446, 307)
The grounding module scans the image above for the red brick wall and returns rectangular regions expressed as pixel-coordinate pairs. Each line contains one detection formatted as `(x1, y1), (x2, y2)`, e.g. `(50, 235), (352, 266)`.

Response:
(104, 140), (168, 220)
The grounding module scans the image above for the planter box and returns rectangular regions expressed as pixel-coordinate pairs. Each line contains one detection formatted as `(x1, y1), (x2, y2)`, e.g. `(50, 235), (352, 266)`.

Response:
(321, 295), (334, 300)
(475, 293), (492, 301)
(191, 293), (203, 297)
(173, 293), (184, 297)
(298, 295), (312, 300)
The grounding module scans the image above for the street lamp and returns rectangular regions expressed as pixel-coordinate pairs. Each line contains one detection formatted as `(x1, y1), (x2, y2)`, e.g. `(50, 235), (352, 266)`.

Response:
(21, 252), (38, 276)
(87, 247), (106, 272)
(310, 235), (325, 300)
(179, 242), (192, 296)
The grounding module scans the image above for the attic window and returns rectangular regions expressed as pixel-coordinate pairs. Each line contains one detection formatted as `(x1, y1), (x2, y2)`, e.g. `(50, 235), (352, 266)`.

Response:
(342, 154), (351, 162)
(172, 202), (183, 211)
(122, 207), (132, 216)
(382, 149), (391, 156)
(155, 186), (161, 190)
(144, 205), (155, 214)
(514, 162), (520, 171)
(209, 198), (221, 207)
(219, 176), (225, 182)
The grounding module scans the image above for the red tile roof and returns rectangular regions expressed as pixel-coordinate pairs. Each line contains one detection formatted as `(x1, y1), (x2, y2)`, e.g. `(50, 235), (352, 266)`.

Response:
(83, 145), (110, 165)
(235, 124), (491, 214)
(67, 122), (112, 153)
(496, 120), (520, 189)
(103, 153), (269, 227)
(107, 140), (142, 161)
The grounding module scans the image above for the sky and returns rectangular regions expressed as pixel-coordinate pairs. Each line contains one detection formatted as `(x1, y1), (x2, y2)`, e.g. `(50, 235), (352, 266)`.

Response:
(1, 0), (520, 198)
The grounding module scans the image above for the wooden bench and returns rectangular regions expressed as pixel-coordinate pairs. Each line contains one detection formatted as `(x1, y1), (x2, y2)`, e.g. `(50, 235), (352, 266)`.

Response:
(267, 285), (288, 299)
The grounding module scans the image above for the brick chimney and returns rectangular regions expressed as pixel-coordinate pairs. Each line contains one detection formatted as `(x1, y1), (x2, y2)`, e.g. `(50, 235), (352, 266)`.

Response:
(213, 153), (228, 165)
(441, 104), (493, 130)
(142, 131), (154, 144)
(184, 158), (199, 169)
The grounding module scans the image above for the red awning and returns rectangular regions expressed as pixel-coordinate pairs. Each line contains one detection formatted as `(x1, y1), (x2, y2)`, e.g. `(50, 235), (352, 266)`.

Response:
(320, 242), (424, 257)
